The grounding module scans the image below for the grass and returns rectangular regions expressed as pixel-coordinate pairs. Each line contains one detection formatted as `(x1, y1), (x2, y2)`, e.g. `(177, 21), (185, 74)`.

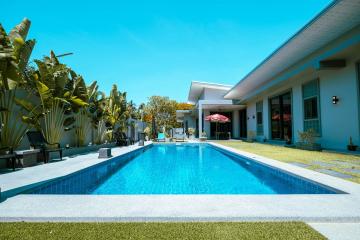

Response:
(0, 222), (325, 240)
(214, 140), (360, 183)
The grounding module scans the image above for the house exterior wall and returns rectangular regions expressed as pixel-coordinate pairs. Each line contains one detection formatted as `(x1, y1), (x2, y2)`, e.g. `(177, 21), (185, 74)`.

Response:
(246, 102), (257, 138)
(319, 58), (360, 148)
(245, 54), (360, 150)
(239, 25), (360, 150)
(203, 88), (228, 100)
(183, 114), (196, 130)
(232, 110), (240, 139)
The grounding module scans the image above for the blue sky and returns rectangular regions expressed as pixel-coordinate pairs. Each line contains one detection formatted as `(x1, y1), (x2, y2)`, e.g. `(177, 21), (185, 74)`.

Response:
(2, 0), (332, 105)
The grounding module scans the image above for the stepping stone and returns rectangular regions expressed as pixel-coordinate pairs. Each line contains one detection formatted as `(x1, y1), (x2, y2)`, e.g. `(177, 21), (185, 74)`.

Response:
(343, 168), (360, 174)
(312, 161), (337, 168)
(333, 160), (359, 166)
(289, 162), (309, 168)
(318, 169), (353, 179)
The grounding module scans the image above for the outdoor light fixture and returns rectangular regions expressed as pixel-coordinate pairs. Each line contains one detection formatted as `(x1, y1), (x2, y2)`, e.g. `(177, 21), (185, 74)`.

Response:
(332, 96), (339, 104)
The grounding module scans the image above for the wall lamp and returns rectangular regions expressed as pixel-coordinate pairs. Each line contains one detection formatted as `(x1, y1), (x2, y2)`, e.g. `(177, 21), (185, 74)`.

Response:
(332, 96), (339, 104)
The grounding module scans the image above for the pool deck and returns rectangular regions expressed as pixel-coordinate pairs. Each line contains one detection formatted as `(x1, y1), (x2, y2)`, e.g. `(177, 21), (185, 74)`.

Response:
(0, 141), (360, 222)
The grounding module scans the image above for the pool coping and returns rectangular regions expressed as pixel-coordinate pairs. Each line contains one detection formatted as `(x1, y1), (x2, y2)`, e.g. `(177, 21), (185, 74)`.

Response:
(0, 142), (153, 199)
(0, 141), (360, 222)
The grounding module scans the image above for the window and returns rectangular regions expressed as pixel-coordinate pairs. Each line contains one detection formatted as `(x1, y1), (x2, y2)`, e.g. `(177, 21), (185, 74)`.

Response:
(270, 92), (292, 140)
(256, 101), (263, 136)
(304, 97), (318, 119)
(303, 79), (321, 135)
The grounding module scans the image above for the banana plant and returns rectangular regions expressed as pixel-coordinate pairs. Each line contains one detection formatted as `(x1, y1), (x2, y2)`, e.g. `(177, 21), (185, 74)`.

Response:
(105, 84), (129, 133)
(0, 90), (30, 151)
(87, 81), (107, 126)
(74, 109), (91, 147)
(14, 51), (89, 144)
(0, 19), (36, 151)
(0, 18), (35, 90)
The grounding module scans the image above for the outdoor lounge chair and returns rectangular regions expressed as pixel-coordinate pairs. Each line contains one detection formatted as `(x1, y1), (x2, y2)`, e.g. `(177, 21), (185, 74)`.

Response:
(121, 132), (135, 145)
(0, 146), (16, 171)
(175, 135), (185, 142)
(26, 131), (63, 163)
(114, 131), (130, 146)
(155, 133), (166, 142)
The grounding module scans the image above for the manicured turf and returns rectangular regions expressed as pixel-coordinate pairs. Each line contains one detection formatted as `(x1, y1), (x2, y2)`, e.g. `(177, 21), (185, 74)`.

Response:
(0, 222), (325, 240)
(215, 140), (360, 183)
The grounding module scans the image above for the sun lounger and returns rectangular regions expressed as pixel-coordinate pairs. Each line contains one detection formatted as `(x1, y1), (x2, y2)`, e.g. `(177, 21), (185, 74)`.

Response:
(26, 131), (63, 163)
(155, 133), (166, 142)
(0, 147), (16, 171)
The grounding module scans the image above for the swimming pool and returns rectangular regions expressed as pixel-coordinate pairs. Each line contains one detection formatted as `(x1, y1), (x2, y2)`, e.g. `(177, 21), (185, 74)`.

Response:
(28, 144), (339, 195)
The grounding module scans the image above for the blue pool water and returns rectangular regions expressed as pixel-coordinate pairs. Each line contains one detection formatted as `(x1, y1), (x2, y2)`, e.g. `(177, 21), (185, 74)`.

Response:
(29, 144), (338, 195)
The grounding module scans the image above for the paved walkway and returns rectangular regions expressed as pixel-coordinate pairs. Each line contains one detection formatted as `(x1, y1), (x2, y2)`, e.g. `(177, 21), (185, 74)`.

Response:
(0, 142), (151, 198)
(308, 222), (360, 240)
(1, 141), (360, 240)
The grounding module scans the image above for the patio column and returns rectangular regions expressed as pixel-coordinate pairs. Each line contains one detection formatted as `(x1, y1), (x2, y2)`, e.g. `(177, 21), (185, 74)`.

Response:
(198, 104), (203, 138)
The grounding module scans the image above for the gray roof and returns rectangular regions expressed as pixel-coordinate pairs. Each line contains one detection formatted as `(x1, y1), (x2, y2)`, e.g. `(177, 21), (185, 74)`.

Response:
(225, 0), (360, 100)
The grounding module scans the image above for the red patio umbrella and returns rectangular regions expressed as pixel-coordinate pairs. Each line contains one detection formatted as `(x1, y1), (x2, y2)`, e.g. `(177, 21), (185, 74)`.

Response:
(205, 114), (230, 139)
(205, 114), (230, 123)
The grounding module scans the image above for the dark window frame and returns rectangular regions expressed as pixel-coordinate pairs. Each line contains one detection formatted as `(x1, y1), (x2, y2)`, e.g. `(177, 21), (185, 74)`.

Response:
(256, 101), (264, 136)
(302, 79), (321, 136)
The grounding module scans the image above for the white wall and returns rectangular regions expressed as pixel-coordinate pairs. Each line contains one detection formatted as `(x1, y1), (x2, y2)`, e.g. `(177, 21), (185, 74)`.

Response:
(245, 55), (360, 150)
(203, 88), (228, 100)
(232, 110), (240, 139)
(203, 109), (211, 137)
(319, 59), (360, 149)
(246, 103), (257, 137)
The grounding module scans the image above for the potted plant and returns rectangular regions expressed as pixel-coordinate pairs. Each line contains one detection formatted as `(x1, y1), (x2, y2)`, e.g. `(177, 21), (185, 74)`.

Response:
(143, 127), (151, 141)
(296, 129), (321, 151)
(187, 128), (195, 139)
(246, 131), (256, 143)
(199, 132), (207, 142)
(347, 137), (358, 151)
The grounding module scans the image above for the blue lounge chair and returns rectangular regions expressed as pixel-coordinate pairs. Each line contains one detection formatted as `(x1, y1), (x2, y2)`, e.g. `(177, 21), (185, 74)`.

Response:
(156, 133), (166, 142)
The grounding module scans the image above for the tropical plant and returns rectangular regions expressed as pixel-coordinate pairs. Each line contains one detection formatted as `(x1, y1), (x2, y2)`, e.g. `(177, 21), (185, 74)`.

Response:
(105, 84), (128, 133)
(15, 51), (89, 143)
(143, 126), (151, 137)
(298, 128), (317, 146)
(247, 130), (256, 142)
(0, 90), (29, 151)
(42, 99), (67, 145)
(0, 18), (36, 90)
(94, 119), (108, 145)
(74, 109), (91, 147)
(187, 127), (195, 135)
(87, 81), (106, 124)
(86, 80), (107, 143)
(0, 19), (36, 151)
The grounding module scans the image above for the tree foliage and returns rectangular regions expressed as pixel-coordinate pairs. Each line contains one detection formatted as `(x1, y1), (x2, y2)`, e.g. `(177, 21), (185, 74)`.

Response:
(176, 102), (194, 110)
(144, 96), (179, 133)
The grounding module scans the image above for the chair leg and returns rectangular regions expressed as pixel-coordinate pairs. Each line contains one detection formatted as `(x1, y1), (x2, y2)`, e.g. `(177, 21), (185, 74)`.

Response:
(12, 157), (16, 171)
(43, 151), (48, 163)
(59, 150), (63, 161)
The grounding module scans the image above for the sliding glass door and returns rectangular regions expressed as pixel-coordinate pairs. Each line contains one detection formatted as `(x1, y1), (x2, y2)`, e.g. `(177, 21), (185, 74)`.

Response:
(270, 92), (292, 141)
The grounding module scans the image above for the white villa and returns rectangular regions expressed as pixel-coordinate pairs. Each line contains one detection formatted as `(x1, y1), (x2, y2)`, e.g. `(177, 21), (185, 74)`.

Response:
(177, 0), (360, 150)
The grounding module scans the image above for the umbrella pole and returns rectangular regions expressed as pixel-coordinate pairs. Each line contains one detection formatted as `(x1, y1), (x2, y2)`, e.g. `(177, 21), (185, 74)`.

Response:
(216, 122), (218, 140)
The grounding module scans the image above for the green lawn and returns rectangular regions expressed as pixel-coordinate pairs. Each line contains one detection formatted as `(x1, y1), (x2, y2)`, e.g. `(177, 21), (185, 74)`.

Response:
(0, 222), (325, 240)
(214, 140), (360, 183)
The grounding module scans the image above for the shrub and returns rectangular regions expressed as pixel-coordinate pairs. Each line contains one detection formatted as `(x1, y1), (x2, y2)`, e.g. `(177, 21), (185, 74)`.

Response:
(298, 128), (317, 146)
